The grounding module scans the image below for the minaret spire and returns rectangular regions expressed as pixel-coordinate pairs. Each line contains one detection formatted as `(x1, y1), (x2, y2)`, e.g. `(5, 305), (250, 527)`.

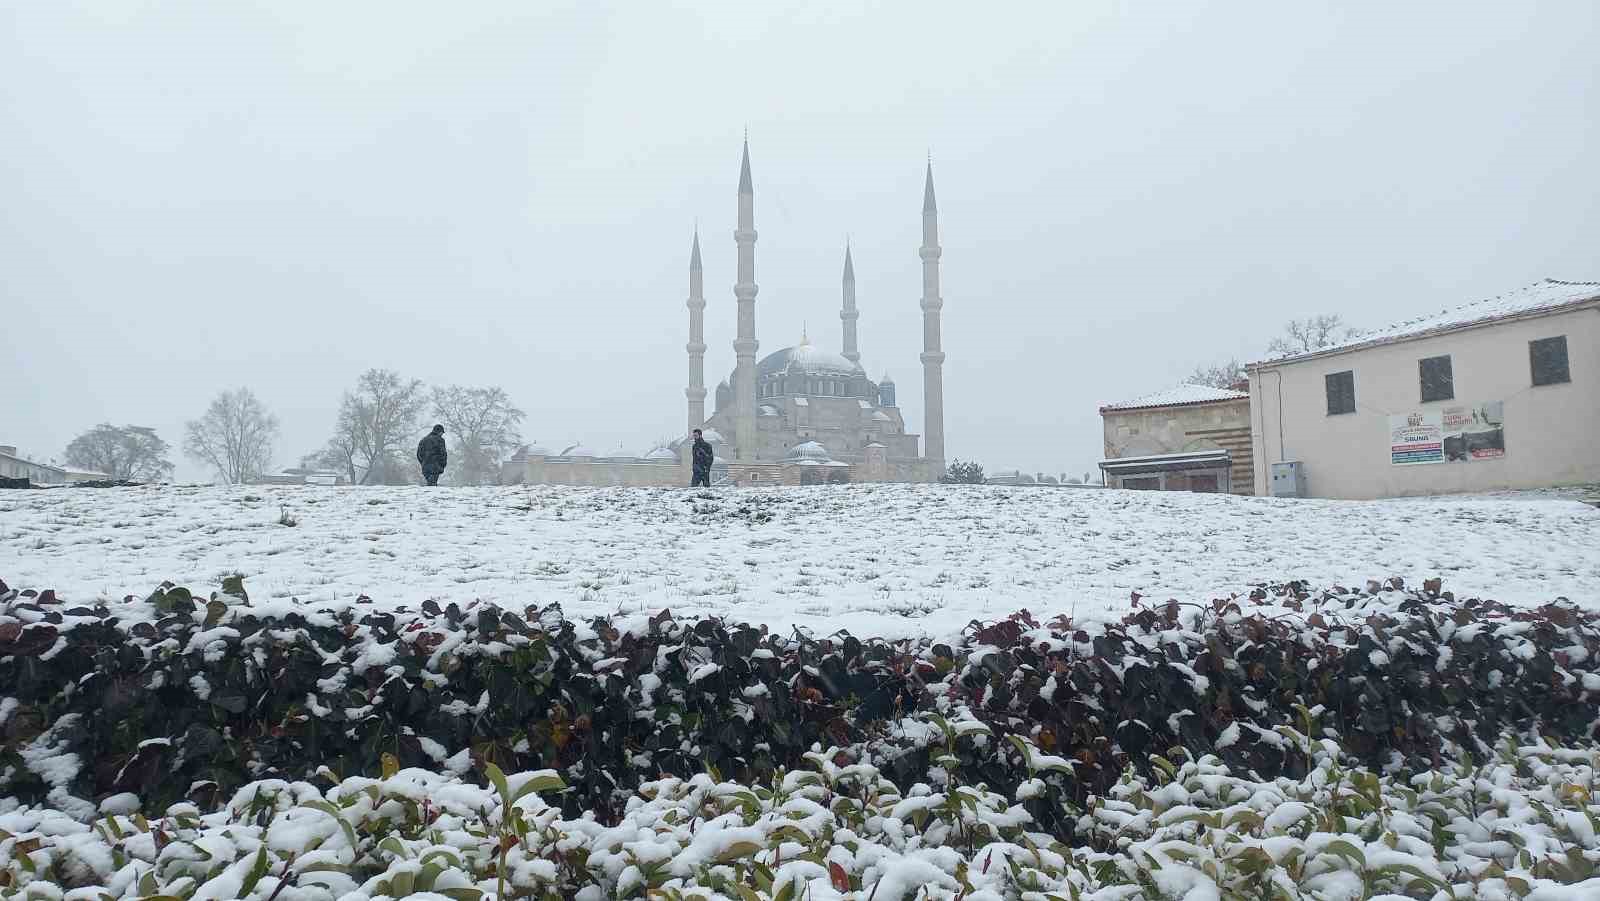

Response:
(918, 160), (947, 472)
(685, 229), (707, 435)
(732, 137), (759, 462)
(841, 242), (860, 365)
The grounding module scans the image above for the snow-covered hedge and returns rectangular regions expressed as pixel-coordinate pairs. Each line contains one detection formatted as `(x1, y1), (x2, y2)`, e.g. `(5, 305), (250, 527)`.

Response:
(2, 726), (1598, 899)
(1, 576), (1598, 841)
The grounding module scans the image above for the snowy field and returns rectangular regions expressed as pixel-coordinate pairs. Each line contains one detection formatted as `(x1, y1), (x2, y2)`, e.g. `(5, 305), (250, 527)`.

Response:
(2, 483), (1597, 637)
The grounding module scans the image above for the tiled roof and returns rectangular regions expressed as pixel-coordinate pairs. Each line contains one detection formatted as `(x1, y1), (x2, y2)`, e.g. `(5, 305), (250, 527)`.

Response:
(1100, 384), (1248, 413)
(1257, 279), (1600, 366)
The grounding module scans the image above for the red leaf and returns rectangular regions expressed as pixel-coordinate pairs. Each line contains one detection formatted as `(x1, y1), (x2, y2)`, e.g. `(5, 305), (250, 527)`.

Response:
(829, 861), (850, 892)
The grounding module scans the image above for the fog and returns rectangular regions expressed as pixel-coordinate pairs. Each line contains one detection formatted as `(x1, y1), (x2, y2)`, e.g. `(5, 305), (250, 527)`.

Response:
(2, 1), (1595, 482)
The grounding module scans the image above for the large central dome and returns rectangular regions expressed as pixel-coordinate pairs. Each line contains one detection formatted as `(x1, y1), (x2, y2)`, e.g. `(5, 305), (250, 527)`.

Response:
(756, 343), (863, 379)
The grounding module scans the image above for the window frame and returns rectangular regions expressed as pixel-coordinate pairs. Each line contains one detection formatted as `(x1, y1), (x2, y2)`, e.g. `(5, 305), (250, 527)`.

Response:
(1324, 370), (1356, 416)
(1418, 354), (1454, 403)
(1529, 335), (1571, 387)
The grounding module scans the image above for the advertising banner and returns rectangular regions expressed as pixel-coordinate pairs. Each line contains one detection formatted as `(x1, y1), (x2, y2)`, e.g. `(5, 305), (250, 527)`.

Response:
(1440, 400), (1506, 461)
(1390, 411), (1443, 465)
(1390, 400), (1505, 465)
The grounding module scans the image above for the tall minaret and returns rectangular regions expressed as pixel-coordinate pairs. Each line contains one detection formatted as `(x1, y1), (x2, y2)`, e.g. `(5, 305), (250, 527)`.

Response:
(732, 138), (759, 461)
(840, 243), (860, 365)
(919, 162), (946, 469)
(685, 230), (707, 434)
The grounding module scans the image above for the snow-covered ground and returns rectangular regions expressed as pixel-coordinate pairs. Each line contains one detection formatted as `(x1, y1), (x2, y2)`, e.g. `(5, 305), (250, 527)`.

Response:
(2, 483), (1597, 637)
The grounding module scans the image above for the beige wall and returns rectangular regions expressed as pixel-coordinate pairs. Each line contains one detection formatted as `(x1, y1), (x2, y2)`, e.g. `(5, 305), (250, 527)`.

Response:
(0, 455), (65, 483)
(1249, 304), (1600, 499)
(1101, 399), (1253, 495)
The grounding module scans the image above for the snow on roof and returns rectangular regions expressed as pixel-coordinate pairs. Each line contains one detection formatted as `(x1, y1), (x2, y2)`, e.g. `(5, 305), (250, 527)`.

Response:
(1099, 384), (1248, 413)
(1257, 279), (1600, 366)
(1100, 449), (1231, 474)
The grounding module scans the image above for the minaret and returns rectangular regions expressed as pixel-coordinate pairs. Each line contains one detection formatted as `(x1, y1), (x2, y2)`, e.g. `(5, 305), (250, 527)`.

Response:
(840, 243), (860, 365)
(919, 162), (947, 469)
(685, 230), (706, 434)
(732, 138), (759, 462)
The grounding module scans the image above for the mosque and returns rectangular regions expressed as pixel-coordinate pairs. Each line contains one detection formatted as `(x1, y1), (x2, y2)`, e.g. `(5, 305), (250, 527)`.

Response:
(503, 140), (948, 487)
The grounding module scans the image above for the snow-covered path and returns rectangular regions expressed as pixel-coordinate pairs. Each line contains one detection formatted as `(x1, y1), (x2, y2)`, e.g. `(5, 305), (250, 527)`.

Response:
(2, 483), (1596, 637)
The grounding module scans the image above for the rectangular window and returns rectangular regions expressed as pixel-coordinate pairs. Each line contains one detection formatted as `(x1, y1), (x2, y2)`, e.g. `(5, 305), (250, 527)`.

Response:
(1324, 370), (1355, 415)
(1419, 355), (1454, 402)
(1530, 336), (1570, 386)
(1122, 477), (1160, 490)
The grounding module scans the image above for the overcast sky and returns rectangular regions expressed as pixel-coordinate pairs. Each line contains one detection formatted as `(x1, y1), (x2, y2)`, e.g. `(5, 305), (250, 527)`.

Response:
(2, 1), (1595, 481)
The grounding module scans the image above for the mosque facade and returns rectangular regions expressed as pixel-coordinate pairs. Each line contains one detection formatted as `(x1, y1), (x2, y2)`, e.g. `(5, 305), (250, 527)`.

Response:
(504, 141), (947, 487)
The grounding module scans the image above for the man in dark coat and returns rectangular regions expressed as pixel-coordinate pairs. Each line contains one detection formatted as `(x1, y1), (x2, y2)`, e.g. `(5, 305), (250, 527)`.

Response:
(690, 429), (713, 488)
(417, 425), (447, 486)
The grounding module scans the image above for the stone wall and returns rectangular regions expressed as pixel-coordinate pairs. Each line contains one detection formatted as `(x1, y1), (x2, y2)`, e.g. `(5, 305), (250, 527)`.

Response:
(1101, 399), (1253, 496)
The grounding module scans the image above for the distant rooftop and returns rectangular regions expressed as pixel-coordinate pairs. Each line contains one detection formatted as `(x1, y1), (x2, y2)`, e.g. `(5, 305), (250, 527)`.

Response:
(1255, 279), (1600, 366)
(1100, 384), (1248, 413)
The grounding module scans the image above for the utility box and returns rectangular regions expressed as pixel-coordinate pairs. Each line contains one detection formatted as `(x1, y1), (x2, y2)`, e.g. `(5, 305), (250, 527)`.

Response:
(1270, 461), (1306, 498)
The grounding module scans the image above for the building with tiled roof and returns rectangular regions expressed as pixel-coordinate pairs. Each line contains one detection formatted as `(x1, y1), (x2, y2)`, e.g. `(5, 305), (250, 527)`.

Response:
(1246, 279), (1599, 499)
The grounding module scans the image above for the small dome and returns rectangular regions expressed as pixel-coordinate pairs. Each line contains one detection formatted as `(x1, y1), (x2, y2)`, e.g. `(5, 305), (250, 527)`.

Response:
(785, 441), (832, 463)
(524, 444), (553, 457)
(700, 428), (726, 444)
(560, 443), (598, 458)
(870, 410), (892, 422)
(644, 446), (678, 462)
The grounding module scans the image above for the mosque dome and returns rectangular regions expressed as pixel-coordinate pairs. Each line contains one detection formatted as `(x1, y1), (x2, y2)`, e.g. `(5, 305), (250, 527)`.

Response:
(785, 440), (832, 463)
(756, 343), (863, 380)
(524, 444), (553, 457)
(643, 446), (678, 462)
(560, 443), (598, 458)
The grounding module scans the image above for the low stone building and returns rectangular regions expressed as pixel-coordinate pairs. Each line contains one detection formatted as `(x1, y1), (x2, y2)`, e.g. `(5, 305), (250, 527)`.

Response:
(0, 445), (108, 485)
(1097, 385), (1254, 494)
(0, 445), (65, 484)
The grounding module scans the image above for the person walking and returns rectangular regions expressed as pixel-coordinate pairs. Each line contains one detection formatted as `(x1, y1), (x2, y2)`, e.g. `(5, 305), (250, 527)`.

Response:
(417, 424), (448, 486)
(690, 429), (713, 488)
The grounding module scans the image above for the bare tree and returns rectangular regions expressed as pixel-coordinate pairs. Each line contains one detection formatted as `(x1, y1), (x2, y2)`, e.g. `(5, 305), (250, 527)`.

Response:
(1267, 314), (1357, 356)
(183, 388), (279, 484)
(430, 385), (525, 485)
(1187, 358), (1245, 389)
(312, 369), (428, 485)
(63, 424), (174, 481)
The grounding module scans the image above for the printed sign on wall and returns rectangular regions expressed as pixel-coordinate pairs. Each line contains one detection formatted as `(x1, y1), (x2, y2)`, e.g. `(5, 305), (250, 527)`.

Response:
(1390, 410), (1443, 464)
(1390, 400), (1505, 465)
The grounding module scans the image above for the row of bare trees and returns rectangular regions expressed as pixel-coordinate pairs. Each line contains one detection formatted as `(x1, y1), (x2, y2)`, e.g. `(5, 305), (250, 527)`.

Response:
(58, 372), (522, 486)
(1188, 314), (1358, 389)
(304, 369), (524, 486)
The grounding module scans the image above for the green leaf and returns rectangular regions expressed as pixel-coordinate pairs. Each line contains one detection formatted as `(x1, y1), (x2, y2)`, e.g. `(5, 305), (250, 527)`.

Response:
(380, 752), (399, 780)
(484, 762), (512, 810)
(203, 599), (228, 627)
(420, 848), (463, 869)
(438, 890), (483, 901)
(1320, 839), (1366, 869)
(303, 800), (357, 849)
(716, 840), (763, 863)
(511, 772), (567, 805)
(238, 846), (270, 897)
